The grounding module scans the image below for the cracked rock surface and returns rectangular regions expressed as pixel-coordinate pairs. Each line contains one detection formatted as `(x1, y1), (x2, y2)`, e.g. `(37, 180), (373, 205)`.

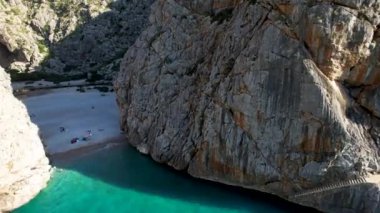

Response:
(0, 66), (50, 212)
(115, 0), (380, 212)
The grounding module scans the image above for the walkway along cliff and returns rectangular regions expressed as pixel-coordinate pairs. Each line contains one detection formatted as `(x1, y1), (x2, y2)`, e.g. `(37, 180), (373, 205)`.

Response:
(114, 0), (380, 212)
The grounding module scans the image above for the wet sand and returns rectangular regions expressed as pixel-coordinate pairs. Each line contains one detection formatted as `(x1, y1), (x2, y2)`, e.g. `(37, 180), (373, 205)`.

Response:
(50, 136), (126, 163)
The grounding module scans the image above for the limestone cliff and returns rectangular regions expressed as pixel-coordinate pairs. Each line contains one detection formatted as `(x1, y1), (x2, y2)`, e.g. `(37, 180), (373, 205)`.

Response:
(114, 0), (380, 212)
(0, 0), (153, 77)
(0, 66), (50, 212)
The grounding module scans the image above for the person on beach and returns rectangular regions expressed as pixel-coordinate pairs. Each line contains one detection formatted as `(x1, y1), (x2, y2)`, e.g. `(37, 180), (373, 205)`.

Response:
(71, 137), (79, 144)
(81, 130), (92, 141)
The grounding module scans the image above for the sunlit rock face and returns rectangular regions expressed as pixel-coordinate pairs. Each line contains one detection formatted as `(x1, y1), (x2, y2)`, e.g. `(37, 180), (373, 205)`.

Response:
(115, 0), (380, 212)
(0, 0), (154, 77)
(0, 66), (50, 212)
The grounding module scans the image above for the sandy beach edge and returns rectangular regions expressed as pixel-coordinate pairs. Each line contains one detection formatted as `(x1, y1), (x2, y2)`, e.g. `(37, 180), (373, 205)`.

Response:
(16, 85), (125, 163)
(49, 135), (127, 163)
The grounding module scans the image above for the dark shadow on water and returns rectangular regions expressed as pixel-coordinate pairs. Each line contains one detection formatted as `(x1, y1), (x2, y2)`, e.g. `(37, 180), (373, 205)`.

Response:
(53, 143), (320, 212)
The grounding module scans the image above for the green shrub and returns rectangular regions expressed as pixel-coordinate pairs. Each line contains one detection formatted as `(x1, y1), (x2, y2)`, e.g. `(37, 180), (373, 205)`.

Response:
(37, 41), (49, 57)
(8, 70), (86, 83)
(10, 7), (21, 15)
(63, 65), (77, 73)
(86, 71), (104, 82)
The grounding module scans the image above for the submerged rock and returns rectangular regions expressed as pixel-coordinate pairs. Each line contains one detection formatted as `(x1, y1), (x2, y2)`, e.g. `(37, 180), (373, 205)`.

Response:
(115, 0), (380, 212)
(0, 66), (50, 212)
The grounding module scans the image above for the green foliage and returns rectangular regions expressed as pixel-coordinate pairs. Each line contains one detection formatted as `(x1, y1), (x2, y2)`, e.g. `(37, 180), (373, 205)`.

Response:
(111, 61), (120, 72)
(63, 65), (77, 73)
(8, 70), (86, 83)
(37, 41), (50, 57)
(86, 71), (104, 83)
(43, 24), (50, 33)
(0, 0), (6, 7)
(10, 7), (22, 15)
(52, 0), (72, 13)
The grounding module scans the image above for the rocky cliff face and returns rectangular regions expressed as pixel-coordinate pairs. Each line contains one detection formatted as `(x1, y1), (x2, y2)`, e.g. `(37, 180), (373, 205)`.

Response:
(114, 0), (380, 212)
(0, 0), (153, 77)
(0, 66), (50, 212)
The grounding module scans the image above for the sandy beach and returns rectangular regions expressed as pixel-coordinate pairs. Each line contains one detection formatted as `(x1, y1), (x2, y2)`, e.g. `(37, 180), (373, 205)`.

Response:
(20, 86), (124, 155)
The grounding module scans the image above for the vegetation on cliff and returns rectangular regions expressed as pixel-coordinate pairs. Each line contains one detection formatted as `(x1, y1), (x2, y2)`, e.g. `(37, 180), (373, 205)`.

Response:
(0, 0), (153, 80)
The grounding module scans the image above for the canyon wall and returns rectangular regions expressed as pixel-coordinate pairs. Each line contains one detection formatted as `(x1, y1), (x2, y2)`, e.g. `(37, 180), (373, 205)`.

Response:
(0, 1), (154, 211)
(115, 0), (380, 212)
(0, 0), (153, 77)
(0, 66), (50, 212)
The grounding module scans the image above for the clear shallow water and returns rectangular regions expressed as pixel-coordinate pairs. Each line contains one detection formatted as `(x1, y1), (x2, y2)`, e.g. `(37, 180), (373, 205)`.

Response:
(15, 144), (315, 213)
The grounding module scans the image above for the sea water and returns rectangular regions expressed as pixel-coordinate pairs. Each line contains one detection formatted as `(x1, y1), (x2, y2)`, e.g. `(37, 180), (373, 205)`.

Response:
(15, 144), (315, 213)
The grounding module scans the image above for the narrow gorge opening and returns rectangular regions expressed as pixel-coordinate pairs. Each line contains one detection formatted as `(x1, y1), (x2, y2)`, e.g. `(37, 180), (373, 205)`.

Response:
(2, 0), (380, 213)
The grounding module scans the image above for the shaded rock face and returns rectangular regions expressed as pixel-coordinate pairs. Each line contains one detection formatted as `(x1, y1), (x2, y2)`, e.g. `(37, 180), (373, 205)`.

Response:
(0, 0), (154, 77)
(43, 0), (154, 78)
(115, 0), (380, 212)
(0, 66), (50, 212)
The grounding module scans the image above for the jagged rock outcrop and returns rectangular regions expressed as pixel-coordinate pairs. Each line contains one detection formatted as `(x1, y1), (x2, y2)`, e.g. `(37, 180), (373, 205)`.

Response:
(0, 0), (153, 77)
(0, 66), (50, 212)
(114, 0), (380, 212)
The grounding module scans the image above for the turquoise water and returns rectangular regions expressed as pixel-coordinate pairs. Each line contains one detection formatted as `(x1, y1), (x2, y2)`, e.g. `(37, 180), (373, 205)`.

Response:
(15, 144), (315, 213)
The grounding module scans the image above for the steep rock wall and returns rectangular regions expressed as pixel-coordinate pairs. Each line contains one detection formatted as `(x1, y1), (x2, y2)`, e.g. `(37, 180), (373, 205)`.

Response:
(0, 0), (153, 77)
(115, 0), (380, 212)
(0, 66), (50, 212)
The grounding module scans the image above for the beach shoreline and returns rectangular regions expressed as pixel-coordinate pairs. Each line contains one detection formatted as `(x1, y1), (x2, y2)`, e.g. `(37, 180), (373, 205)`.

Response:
(19, 85), (122, 158)
(50, 136), (126, 163)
